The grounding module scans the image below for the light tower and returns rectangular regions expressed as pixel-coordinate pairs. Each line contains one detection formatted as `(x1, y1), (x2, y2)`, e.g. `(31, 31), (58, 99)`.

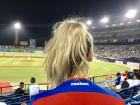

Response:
(125, 9), (137, 19)
(86, 19), (92, 26)
(14, 22), (21, 45)
(100, 17), (109, 24)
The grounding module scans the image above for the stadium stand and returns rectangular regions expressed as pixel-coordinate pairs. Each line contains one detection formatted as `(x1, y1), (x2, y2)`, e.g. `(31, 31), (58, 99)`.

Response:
(116, 85), (140, 105)
(95, 45), (140, 58)
(1, 73), (140, 105)
(1, 18), (140, 105)
(0, 83), (49, 105)
(0, 94), (30, 105)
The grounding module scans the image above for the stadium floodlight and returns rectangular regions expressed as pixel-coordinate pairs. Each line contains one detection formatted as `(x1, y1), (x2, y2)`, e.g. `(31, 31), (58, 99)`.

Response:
(120, 22), (124, 26)
(92, 26), (95, 29)
(14, 22), (21, 29)
(128, 21), (132, 24)
(14, 22), (21, 45)
(112, 24), (116, 27)
(105, 25), (109, 28)
(125, 9), (137, 18)
(136, 19), (140, 23)
(86, 20), (92, 25)
(100, 17), (109, 24)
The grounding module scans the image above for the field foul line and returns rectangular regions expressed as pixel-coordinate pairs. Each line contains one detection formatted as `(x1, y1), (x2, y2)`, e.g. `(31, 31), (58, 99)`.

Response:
(0, 56), (44, 58)
(0, 66), (41, 67)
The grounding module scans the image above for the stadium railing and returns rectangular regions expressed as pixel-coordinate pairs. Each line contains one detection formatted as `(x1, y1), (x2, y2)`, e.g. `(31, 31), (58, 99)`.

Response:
(0, 83), (50, 94)
(90, 74), (115, 82)
(0, 74), (116, 94)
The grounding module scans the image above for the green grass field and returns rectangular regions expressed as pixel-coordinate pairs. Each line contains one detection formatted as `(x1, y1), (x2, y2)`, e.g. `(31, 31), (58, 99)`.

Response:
(0, 52), (130, 83)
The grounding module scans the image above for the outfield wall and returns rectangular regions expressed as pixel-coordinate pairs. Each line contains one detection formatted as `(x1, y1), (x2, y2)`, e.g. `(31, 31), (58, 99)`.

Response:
(0, 45), (43, 53)
(98, 57), (140, 69)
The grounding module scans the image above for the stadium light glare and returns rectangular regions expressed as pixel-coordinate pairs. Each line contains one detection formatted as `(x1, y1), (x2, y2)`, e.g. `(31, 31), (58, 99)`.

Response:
(14, 22), (21, 45)
(100, 17), (109, 23)
(105, 25), (109, 28)
(14, 22), (21, 29)
(128, 21), (132, 24)
(86, 20), (92, 25)
(112, 24), (116, 27)
(120, 22), (124, 26)
(125, 9), (137, 18)
(92, 26), (95, 29)
(136, 19), (140, 23)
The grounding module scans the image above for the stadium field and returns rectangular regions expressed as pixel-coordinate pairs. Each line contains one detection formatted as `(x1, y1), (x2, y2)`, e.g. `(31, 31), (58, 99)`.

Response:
(0, 52), (130, 84)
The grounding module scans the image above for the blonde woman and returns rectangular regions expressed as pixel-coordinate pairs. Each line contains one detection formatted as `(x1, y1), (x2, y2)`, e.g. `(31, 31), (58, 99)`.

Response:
(30, 19), (125, 105)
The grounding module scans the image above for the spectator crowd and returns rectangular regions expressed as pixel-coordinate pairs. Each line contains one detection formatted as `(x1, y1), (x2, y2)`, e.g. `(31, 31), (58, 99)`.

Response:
(113, 69), (140, 91)
(95, 45), (140, 58)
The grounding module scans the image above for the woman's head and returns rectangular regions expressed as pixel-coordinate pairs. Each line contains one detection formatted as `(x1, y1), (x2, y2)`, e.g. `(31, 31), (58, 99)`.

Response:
(44, 19), (93, 86)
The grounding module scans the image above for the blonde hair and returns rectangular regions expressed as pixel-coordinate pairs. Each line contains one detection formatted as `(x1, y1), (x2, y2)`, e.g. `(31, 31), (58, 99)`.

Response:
(44, 19), (93, 87)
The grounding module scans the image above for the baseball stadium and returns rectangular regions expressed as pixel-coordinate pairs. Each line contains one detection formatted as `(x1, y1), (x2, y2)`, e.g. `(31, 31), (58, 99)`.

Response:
(0, 1), (140, 105)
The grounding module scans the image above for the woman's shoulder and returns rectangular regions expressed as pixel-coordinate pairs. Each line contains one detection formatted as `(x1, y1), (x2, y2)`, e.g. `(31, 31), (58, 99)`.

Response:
(55, 79), (121, 99)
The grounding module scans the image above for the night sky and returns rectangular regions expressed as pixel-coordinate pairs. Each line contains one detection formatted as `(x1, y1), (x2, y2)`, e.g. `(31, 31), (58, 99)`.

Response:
(0, 0), (139, 46)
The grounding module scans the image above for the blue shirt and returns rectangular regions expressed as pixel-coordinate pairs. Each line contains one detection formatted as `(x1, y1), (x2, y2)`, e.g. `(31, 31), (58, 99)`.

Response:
(30, 79), (125, 105)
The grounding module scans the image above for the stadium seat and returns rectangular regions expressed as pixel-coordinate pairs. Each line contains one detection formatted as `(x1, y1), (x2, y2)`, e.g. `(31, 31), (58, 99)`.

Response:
(125, 98), (139, 105)
(124, 88), (135, 98)
(133, 85), (140, 94)
(0, 96), (6, 101)
(15, 97), (25, 103)
(133, 94), (140, 102)
(124, 94), (140, 105)
(7, 94), (24, 98)
(0, 94), (31, 105)
(8, 103), (20, 105)
(116, 85), (140, 99)
(22, 95), (30, 102)
(116, 90), (125, 99)
(5, 99), (15, 105)
(125, 98), (132, 104)
(129, 101), (140, 105)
